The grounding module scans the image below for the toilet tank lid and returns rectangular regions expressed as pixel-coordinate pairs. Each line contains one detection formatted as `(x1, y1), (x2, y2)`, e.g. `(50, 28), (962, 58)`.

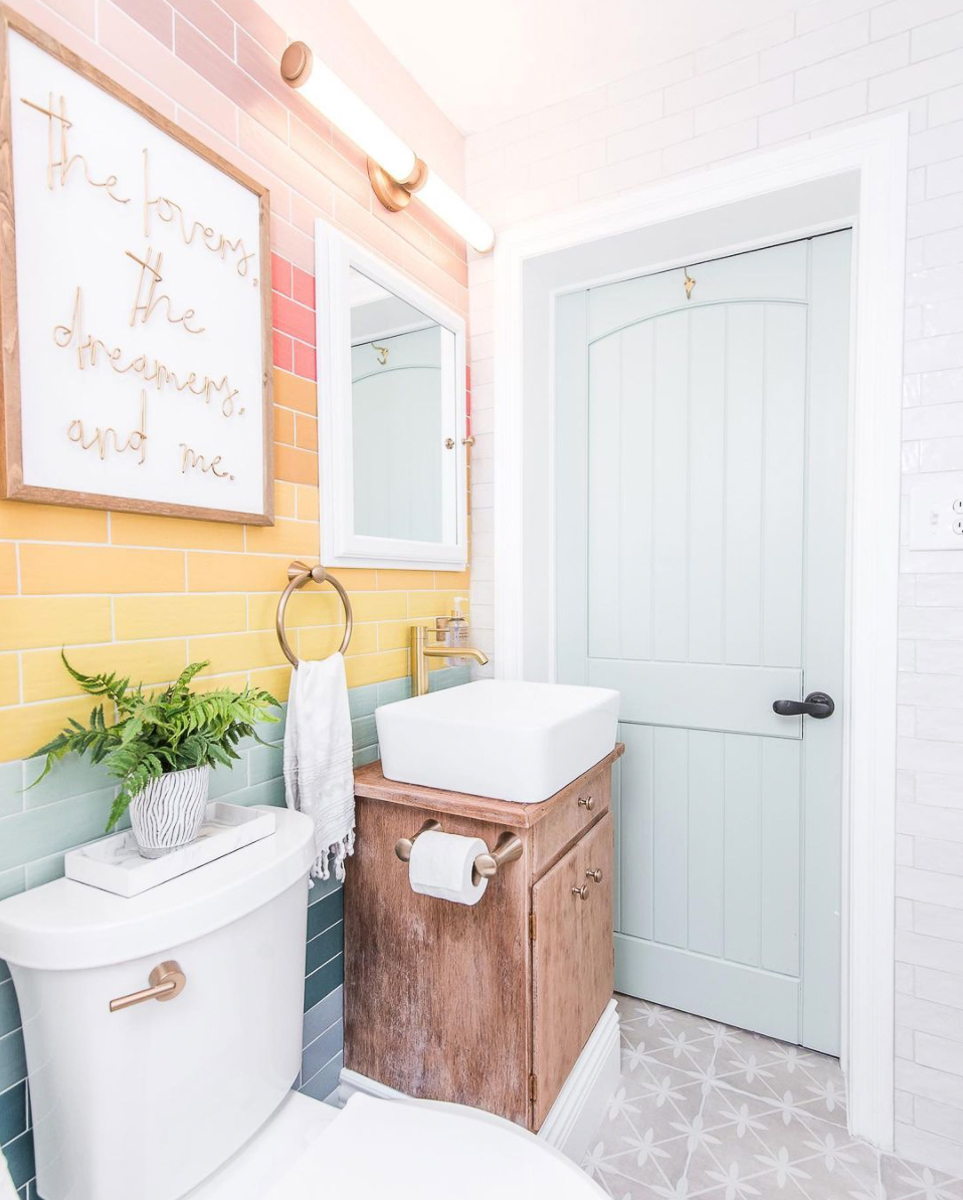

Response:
(0, 807), (316, 970)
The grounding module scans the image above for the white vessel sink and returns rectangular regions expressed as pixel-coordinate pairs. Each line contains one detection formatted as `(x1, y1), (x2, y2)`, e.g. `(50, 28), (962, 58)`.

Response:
(375, 680), (620, 804)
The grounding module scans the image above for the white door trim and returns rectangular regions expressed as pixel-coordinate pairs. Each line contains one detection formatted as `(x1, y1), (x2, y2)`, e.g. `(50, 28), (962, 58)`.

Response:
(491, 115), (908, 1150)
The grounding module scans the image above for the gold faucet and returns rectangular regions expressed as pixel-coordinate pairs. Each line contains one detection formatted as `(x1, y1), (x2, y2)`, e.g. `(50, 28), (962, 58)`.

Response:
(411, 623), (488, 698)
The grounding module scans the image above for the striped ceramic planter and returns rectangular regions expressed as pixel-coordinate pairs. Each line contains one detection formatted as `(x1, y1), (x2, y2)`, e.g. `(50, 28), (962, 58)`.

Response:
(129, 766), (210, 859)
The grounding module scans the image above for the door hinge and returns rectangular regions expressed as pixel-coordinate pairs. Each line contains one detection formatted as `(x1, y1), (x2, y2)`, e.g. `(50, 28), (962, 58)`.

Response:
(529, 1073), (538, 1104)
(529, 913), (537, 941)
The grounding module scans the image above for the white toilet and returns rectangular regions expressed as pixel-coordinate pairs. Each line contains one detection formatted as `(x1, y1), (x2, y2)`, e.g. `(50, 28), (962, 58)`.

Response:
(0, 808), (602, 1200)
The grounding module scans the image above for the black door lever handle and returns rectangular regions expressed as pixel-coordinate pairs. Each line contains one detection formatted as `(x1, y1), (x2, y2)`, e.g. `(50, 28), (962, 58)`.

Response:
(773, 691), (835, 719)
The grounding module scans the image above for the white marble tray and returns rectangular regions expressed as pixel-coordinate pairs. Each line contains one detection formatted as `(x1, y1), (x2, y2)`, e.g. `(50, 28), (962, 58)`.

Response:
(64, 803), (277, 897)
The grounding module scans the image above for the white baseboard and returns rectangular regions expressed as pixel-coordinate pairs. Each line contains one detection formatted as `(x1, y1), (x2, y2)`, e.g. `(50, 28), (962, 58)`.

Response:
(338, 999), (620, 1164)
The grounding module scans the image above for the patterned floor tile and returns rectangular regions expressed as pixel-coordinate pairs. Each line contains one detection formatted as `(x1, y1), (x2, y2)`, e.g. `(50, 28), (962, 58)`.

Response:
(581, 995), (960, 1200)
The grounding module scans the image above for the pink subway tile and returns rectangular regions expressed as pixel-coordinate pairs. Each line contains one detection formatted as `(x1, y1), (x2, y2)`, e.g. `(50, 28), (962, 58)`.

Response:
(271, 253), (293, 297)
(40, 0), (96, 36)
(270, 217), (315, 275)
(238, 112), (336, 215)
(214, 0), (287, 58)
(273, 331), (293, 372)
(171, 0), (234, 55)
(109, 0), (173, 47)
(292, 267), (315, 310)
(174, 13), (287, 142)
(289, 116), (371, 209)
(274, 294), (315, 345)
(294, 341), (317, 382)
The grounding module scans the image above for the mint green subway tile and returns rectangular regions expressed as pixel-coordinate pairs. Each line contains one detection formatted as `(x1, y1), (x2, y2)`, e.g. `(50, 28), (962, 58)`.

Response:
(302, 984), (342, 1047)
(0, 1031), (26, 1094)
(0, 872), (24, 905)
(208, 758), (249, 800)
(348, 684), (378, 719)
(376, 677), (410, 706)
(300, 1050), (342, 1103)
(0, 984), (20, 1040)
(0, 789), (117, 874)
(352, 746), (378, 769)
(305, 922), (341, 975)
(22, 756), (114, 810)
(219, 778), (285, 809)
(0, 964), (8, 987)
(303, 954), (342, 1012)
(1, 1128), (34, 1190)
(429, 666), (472, 692)
(350, 715), (377, 752)
(308, 873), (342, 904)
(24, 854), (65, 890)
(307, 889), (343, 940)
(248, 744), (283, 785)
(0, 1081), (26, 1146)
(301, 1018), (343, 1085)
(0, 765), (21, 820)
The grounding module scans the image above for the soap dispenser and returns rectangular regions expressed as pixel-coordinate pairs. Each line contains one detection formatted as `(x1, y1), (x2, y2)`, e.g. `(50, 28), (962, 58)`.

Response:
(446, 597), (471, 664)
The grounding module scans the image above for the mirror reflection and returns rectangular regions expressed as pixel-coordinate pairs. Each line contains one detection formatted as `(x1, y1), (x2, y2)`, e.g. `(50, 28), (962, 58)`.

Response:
(349, 267), (450, 544)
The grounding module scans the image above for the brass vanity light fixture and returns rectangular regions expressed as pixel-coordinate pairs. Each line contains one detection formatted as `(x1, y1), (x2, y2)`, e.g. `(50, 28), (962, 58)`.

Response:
(280, 41), (495, 254)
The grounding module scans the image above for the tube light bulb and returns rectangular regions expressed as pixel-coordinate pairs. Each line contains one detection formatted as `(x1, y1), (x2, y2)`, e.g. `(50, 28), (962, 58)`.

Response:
(417, 170), (495, 255)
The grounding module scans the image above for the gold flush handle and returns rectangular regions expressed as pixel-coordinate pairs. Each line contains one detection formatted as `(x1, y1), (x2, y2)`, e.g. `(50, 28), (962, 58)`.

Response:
(572, 884), (589, 901)
(445, 438), (455, 449)
(577, 795), (594, 811)
(109, 961), (186, 1013)
(586, 867), (603, 884)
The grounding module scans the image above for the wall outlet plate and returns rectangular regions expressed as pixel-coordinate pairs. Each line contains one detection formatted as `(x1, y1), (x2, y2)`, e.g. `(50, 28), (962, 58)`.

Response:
(908, 472), (963, 551)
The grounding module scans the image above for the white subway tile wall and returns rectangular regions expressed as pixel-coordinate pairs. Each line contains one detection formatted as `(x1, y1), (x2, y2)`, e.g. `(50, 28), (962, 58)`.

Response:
(465, 0), (963, 1173)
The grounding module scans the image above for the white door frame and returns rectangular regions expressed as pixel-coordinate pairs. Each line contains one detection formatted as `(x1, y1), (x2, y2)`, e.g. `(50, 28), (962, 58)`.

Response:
(491, 115), (908, 1150)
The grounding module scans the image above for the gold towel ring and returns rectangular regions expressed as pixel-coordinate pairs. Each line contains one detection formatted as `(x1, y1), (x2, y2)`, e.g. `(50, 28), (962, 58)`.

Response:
(276, 560), (353, 668)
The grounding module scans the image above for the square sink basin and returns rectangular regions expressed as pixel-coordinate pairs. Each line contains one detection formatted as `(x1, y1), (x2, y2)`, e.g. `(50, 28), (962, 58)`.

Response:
(375, 680), (620, 804)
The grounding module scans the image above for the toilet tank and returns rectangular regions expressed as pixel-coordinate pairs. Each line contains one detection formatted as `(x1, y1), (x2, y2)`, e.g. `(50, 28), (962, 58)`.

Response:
(0, 807), (316, 1200)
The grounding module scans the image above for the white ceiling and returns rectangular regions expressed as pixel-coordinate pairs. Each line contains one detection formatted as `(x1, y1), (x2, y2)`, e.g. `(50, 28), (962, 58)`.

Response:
(343, 0), (799, 134)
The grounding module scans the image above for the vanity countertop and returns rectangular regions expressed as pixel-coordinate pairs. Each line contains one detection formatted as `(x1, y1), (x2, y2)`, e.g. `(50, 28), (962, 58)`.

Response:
(353, 744), (624, 828)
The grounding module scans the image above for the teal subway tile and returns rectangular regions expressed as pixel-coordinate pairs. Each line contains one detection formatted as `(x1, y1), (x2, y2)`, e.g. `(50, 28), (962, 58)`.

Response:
(352, 746), (378, 768)
(0, 765), (21, 819)
(0, 1081), (26, 1146)
(22, 756), (113, 810)
(308, 873), (342, 904)
(305, 922), (342, 976)
(303, 953), (343, 1012)
(218, 779), (285, 809)
(0, 984), (20, 1040)
(307, 888), (342, 940)
(376, 677), (410, 706)
(248, 744), (283, 785)
(429, 665), (471, 692)
(348, 684), (378, 720)
(238, 707), (285, 754)
(0, 871), (24, 905)
(0, 790), (117, 874)
(208, 758), (249, 799)
(24, 854), (65, 890)
(301, 1019), (343, 1084)
(350, 715), (377, 752)
(299, 1051), (342, 1103)
(0, 1031), (26, 1094)
(2, 1129), (34, 1190)
(0, 963), (8, 987)
(303, 984), (342, 1047)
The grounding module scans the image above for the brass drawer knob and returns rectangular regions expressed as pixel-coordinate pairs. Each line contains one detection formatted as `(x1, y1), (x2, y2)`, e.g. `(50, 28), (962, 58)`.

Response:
(571, 884), (589, 901)
(109, 961), (186, 1013)
(586, 868), (603, 884)
(577, 795), (594, 811)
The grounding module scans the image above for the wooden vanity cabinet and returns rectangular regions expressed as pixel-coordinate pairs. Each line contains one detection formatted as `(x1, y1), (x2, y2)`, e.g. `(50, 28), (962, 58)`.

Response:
(345, 745), (623, 1132)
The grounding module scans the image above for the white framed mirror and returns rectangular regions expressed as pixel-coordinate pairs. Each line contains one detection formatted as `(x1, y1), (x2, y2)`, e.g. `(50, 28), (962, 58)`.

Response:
(315, 222), (468, 570)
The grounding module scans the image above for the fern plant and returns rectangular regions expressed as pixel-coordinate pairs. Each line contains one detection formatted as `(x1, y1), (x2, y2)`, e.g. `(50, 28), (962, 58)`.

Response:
(30, 654), (280, 832)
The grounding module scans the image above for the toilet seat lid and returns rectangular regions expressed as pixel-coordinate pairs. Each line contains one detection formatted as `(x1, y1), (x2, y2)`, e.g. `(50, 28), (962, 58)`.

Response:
(267, 1093), (603, 1199)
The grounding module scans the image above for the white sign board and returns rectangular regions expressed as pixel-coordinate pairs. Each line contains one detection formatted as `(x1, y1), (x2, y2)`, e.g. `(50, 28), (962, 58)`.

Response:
(0, 13), (273, 524)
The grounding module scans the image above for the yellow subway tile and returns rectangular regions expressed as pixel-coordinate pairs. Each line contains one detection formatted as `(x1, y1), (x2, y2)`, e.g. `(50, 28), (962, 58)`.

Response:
(249, 666), (291, 703)
(328, 567), (378, 590)
(273, 368), (317, 415)
(407, 590), (460, 618)
(20, 545), (185, 595)
(245, 518), (319, 557)
(0, 654), (19, 706)
(376, 569), (435, 590)
(435, 569), (471, 590)
(377, 620), (414, 651)
(297, 622), (376, 661)
(0, 544), (17, 594)
(110, 512), (244, 552)
(248, 588), (340, 631)
(188, 630), (288, 676)
(22, 640), (189, 703)
(0, 696), (92, 762)
(193, 671), (248, 695)
(274, 406), (296, 446)
(296, 485), (319, 522)
(188, 552), (290, 593)
(275, 481), (297, 518)
(0, 597), (112, 651)
(345, 648), (407, 689)
(350, 592), (407, 622)
(0, 500), (108, 543)
(114, 595), (247, 640)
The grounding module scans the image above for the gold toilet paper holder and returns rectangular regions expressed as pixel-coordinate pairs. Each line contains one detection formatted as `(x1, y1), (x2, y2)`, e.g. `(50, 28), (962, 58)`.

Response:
(395, 820), (523, 886)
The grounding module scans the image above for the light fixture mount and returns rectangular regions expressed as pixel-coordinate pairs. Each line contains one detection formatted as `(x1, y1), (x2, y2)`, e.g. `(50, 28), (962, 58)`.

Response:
(367, 157), (428, 213)
(280, 41), (312, 87)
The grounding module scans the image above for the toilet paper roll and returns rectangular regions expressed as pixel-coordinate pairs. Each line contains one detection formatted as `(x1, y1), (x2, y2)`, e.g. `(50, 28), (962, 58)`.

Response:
(408, 830), (489, 906)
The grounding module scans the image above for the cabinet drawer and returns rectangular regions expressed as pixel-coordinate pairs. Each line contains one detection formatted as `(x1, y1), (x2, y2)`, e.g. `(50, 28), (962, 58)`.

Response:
(532, 766), (609, 879)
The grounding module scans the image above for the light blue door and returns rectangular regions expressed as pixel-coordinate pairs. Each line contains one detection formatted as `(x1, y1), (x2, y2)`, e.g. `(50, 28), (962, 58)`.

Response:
(555, 234), (851, 1053)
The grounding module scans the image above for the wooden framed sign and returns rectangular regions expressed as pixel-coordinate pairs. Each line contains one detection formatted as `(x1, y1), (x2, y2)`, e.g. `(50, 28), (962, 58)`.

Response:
(0, 8), (274, 524)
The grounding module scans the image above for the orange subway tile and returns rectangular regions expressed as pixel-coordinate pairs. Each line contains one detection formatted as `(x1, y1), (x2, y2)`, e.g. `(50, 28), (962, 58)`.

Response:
(273, 369), (317, 415)
(110, 512), (244, 552)
(274, 443), (318, 486)
(0, 654), (19, 707)
(20, 545), (185, 595)
(275, 481), (298, 518)
(0, 500), (108, 543)
(244, 518), (319, 558)
(274, 406), (297, 446)
(296, 486), (319, 522)
(0, 544), (15, 594)
(295, 413), (318, 452)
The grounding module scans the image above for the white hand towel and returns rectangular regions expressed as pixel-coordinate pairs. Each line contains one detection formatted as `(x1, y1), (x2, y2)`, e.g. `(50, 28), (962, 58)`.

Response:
(283, 653), (355, 881)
